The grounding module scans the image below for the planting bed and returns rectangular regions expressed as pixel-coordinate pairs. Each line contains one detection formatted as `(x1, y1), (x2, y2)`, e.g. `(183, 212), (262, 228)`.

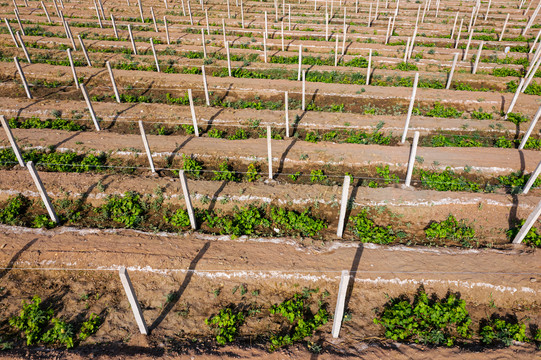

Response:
(0, 0), (541, 357)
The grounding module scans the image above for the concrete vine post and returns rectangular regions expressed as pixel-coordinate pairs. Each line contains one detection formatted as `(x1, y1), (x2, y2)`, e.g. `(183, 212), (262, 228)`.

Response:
(138, 120), (156, 173)
(331, 270), (350, 338)
(27, 161), (59, 223)
(119, 267), (148, 335)
(401, 72), (419, 143)
(14, 56), (32, 99)
(0, 115), (25, 167)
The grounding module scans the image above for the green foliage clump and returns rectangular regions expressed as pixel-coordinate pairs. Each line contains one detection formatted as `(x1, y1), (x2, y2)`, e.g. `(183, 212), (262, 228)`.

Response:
(492, 68), (521, 77)
(396, 62), (418, 71)
(349, 209), (396, 244)
(309, 169), (327, 183)
(507, 112), (529, 125)
(270, 207), (327, 237)
(480, 317), (527, 347)
(373, 288), (472, 346)
(506, 220), (541, 247)
(213, 161), (239, 181)
(205, 307), (245, 345)
(471, 111), (493, 120)
(0, 194), (29, 225)
(368, 165), (400, 187)
(9, 296), (54, 346)
(344, 56), (368, 67)
(78, 314), (102, 341)
(181, 154), (203, 178)
(419, 168), (481, 192)
(208, 206), (270, 237)
(101, 192), (145, 228)
(344, 129), (392, 145)
(269, 289), (328, 351)
(425, 215), (476, 247)
(165, 208), (191, 228)
(207, 128), (224, 138)
(498, 171), (541, 194)
(426, 102), (463, 118)
(494, 136), (514, 148)
(245, 163), (260, 182)
(228, 129), (248, 140)
(32, 214), (56, 229)
(430, 134), (482, 147)
(41, 318), (74, 349)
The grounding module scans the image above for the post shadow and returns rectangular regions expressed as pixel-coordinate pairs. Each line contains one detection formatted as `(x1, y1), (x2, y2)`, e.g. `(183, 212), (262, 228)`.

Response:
(509, 150), (526, 229)
(275, 138), (297, 176)
(149, 241), (210, 331)
(207, 180), (229, 213)
(343, 243), (363, 317)
(0, 238), (38, 280)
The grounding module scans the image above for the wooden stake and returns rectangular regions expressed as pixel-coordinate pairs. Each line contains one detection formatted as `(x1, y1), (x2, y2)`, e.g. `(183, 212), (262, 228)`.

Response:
(267, 125), (273, 179)
(334, 34), (339, 65)
(187, 0), (193, 25)
(265, 11), (268, 36)
(285, 91), (289, 137)
(65, 21), (77, 51)
(80, 83), (101, 131)
(93, 0), (103, 28)
(401, 72), (419, 143)
(297, 44), (302, 81)
(4, 18), (18, 47)
(14, 8), (24, 36)
(111, 14), (119, 39)
(150, 7), (158, 32)
(331, 270), (350, 337)
(0, 115), (25, 167)
(403, 37), (410, 62)
(523, 159), (541, 194)
(27, 161), (59, 223)
(451, 12), (459, 39)
(205, 9), (210, 34)
(485, 0), (491, 20)
(222, 18), (226, 45)
(281, 21), (284, 51)
(77, 35), (92, 66)
(180, 0), (186, 16)
(106, 61), (120, 103)
(336, 175), (350, 238)
(14, 57), (32, 99)
(302, 70), (306, 110)
(188, 89), (200, 137)
(506, 78), (525, 116)
(408, 27), (417, 59)
(499, 13), (509, 41)
(164, 17), (170, 45)
(138, 0), (144, 23)
(455, 19), (463, 49)
(128, 25), (137, 55)
(472, 41), (483, 74)
(164, 0), (168, 9)
(119, 267), (148, 335)
(138, 120), (156, 173)
(227, 0), (230, 18)
(226, 41), (232, 76)
(240, 1), (244, 28)
(342, 22), (347, 55)
(67, 48), (79, 89)
(149, 39), (160, 72)
(385, 16), (391, 44)
(519, 104), (541, 151)
(178, 170), (197, 229)
(201, 28), (207, 57)
(530, 29), (541, 54)
(523, 57), (541, 93)
(202, 65), (210, 106)
(446, 53), (459, 90)
(16, 32), (31, 63)
(41, 1), (52, 23)
(263, 33), (267, 63)
(368, 3), (371, 27)
(405, 131), (419, 187)
(97, 0), (105, 20)
(463, 29), (473, 61)
(325, 10), (329, 39)
(366, 49), (372, 85)
(288, 4), (291, 30)
(512, 199), (541, 244)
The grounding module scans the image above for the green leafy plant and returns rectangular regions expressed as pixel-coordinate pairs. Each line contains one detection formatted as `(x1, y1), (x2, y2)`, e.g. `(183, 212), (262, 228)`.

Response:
(270, 207), (327, 237)
(479, 316), (527, 347)
(426, 102), (463, 118)
(373, 287), (472, 346)
(369, 165), (400, 187)
(213, 161), (239, 181)
(41, 318), (74, 349)
(205, 306), (245, 345)
(9, 296), (53, 345)
(165, 208), (191, 228)
(506, 220), (541, 247)
(419, 168), (481, 192)
(100, 192), (145, 228)
(309, 169), (327, 183)
(349, 209), (396, 244)
(269, 289), (328, 351)
(78, 313), (102, 341)
(507, 112), (529, 125)
(245, 163), (261, 182)
(425, 215), (476, 247)
(32, 214), (56, 229)
(181, 154), (203, 178)
(0, 194), (30, 225)
(471, 111), (493, 120)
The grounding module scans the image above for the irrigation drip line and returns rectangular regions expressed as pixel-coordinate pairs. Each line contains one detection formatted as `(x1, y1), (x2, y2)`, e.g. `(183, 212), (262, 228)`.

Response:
(0, 159), (535, 191)
(0, 266), (538, 276)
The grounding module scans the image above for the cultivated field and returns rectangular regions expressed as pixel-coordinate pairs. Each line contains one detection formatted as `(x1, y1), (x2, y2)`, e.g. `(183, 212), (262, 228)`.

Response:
(0, 0), (540, 357)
